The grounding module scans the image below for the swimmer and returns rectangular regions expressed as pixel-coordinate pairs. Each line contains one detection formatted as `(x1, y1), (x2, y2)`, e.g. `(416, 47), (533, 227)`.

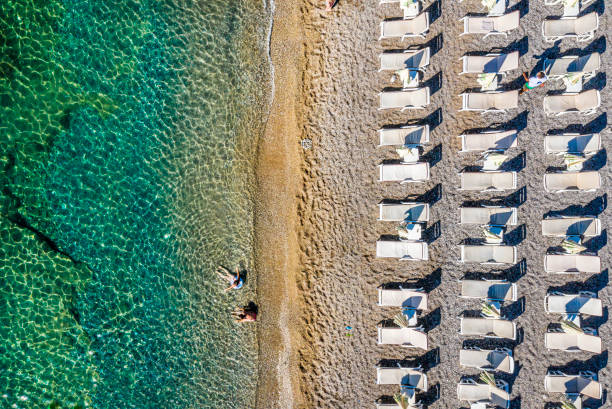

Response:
(325, 0), (338, 11)
(231, 306), (257, 323)
(216, 266), (244, 291)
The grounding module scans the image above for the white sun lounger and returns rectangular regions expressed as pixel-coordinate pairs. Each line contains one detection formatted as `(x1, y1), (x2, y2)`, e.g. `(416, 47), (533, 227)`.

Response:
(541, 217), (601, 237)
(542, 12), (599, 42)
(460, 245), (517, 265)
(380, 88), (430, 110)
(544, 133), (601, 154)
(460, 90), (519, 114)
(376, 366), (428, 390)
(460, 279), (517, 301)
(486, 0), (508, 16)
(376, 240), (429, 261)
(461, 10), (520, 38)
(376, 404), (422, 409)
(543, 53), (601, 80)
(545, 330), (602, 354)
(377, 326), (428, 349)
(460, 207), (518, 225)
(544, 171), (601, 192)
(378, 202), (430, 222)
(378, 125), (430, 146)
(545, 371), (602, 399)
(459, 348), (514, 374)
(543, 89), (600, 116)
(544, 254), (601, 274)
(457, 378), (510, 408)
(460, 317), (517, 339)
(458, 130), (518, 152)
(460, 51), (519, 74)
(380, 13), (430, 40)
(379, 163), (430, 183)
(379, 48), (431, 71)
(545, 293), (602, 316)
(543, 0), (595, 6)
(460, 171), (517, 192)
(378, 287), (428, 309)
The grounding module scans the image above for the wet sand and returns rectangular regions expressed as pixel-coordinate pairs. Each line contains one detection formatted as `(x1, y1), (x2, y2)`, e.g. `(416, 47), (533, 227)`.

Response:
(290, 0), (611, 408)
(254, 0), (304, 408)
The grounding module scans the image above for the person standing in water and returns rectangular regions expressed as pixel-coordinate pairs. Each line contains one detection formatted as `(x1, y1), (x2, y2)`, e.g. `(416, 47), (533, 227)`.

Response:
(325, 0), (338, 11)
(231, 305), (257, 323)
(216, 266), (244, 291)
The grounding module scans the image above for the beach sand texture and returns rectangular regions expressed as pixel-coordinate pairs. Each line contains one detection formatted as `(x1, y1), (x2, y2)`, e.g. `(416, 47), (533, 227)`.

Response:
(293, 0), (610, 408)
(255, 0), (305, 408)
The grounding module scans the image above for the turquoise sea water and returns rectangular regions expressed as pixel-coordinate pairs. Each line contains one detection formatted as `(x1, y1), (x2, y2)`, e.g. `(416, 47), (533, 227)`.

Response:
(0, 1), (271, 408)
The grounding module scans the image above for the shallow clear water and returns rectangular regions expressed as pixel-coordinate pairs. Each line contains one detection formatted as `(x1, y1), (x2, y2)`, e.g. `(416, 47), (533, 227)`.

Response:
(0, 0), (271, 408)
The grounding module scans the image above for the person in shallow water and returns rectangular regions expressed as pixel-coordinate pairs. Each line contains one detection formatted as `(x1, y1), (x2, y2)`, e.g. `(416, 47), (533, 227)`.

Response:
(232, 305), (257, 323)
(325, 0), (338, 11)
(216, 265), (244, 291)
(519, 71), (547, 95)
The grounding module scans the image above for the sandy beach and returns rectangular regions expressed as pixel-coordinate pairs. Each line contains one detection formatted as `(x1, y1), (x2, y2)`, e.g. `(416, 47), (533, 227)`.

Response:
(254, 0), (304, 408)
(269, 0), (612, 408)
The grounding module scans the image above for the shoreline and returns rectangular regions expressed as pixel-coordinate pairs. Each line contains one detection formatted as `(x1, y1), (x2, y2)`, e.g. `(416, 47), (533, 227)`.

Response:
(253, 0), (304, 407)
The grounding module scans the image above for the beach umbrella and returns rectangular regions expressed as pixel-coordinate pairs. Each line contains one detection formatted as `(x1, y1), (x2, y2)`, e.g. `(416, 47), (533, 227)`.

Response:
(482, 151), (508, 170)
(397, 224), (411, 240)
(481, 302), (501, 319)
(563, 153), (586, 171)
(393, 312), (411, 328)
(560, 319), (584, 334)
(561, 398), (577, 409)
(396, 145), (420, 163)
(483, 226), (503, 244)
(393, 392), (411, 409)
(397, 221), (421, 241)
(561, 237), (586, 254)
(479, 371), (496, 387)
(477, 73), (497, 89)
